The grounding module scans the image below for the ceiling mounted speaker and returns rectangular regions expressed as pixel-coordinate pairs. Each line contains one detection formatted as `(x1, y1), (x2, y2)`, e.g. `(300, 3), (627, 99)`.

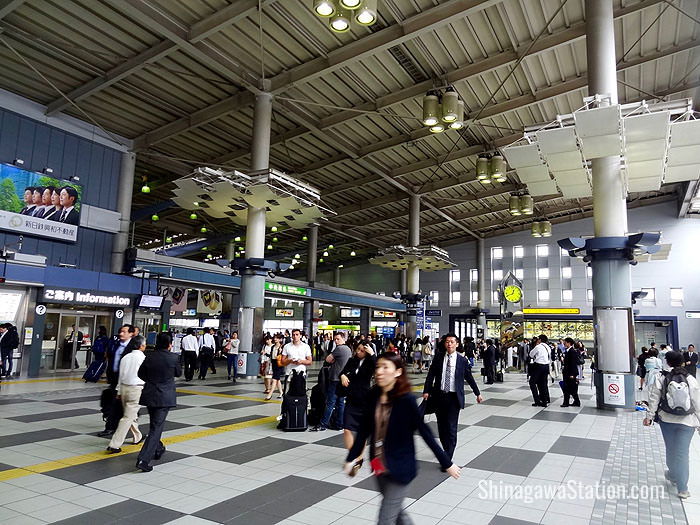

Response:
(422, 93), (439, 126)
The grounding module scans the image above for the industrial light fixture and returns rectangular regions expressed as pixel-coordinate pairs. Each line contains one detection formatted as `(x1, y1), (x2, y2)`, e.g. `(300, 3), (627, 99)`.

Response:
(303, 235), (308, 241)
(328, 244), (334, 249)
(490, 155), (507, 183)
(151, 214), (159, 221)
(330, 7), (351, 32)
(323, 251), (329, 256)
(531, 220), (552, 238)
(201, 247), (207, 251)
(531, 222), (542, 238)
(314, 0), (335, 16)
(449, 101), (465, 130)
(350, 250), (356, 256)
(200, 226), (208, 233)
(429, 123), (445, 133)
(271, 226), (278, 232)
(294, 253), (300, 259)
(422, 91), (440, 126)
(166, 236), (172, 243)
(355, 0), (377, 25)
(509, 193), (533, 216)
(141, 183), (150, 193)
(189, 212), (198, 220)
(272, 237), (278, 242)
(441, 87), (459, 123)
(234, 236), (241, 242)
(267, 244), (273, 250)
(476, 155), (490, 182)
(319, 257), (324, 263)
(340, 0), (361, 8)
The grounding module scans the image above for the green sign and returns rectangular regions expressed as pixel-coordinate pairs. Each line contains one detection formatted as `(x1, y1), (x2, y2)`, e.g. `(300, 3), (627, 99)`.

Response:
(265, 282), (308, 296)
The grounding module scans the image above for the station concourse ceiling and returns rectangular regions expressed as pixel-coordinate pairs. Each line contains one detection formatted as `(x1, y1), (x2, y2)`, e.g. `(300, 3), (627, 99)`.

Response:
(0, 0), (696, 270)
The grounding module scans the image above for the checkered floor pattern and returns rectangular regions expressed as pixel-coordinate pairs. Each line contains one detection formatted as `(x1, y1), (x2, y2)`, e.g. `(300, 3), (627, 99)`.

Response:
(0, 362), (694, 525)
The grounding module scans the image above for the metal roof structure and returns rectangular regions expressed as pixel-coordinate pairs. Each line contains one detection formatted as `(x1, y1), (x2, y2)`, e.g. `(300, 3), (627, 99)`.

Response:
(0, 0), (697, 269)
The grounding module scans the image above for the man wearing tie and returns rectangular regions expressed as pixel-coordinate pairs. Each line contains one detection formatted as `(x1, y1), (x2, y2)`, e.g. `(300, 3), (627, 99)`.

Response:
(423, 333), (483, 463)
(56, 186), (80, 225)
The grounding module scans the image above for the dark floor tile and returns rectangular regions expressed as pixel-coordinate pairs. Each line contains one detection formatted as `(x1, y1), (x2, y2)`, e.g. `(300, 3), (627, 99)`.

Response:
(49, 395), (102, 405)
(209, 400), (264, 410)
(199, 436), (304, 464)
(490, 516), (539, 525)
(532, 411), (578, 423)
(7, 408), (97, 422)
(0, 428), (78, 447)
(466, 446), (545, 476)
(481, 398), (519, 407)
(196, 475), (340, 523)
(0, 462), (14, 471)
(426, 421), (468, 435)
(549, 436), (610, 459)
(482, 387), (515, 393)
(203, 414), (267, 428)
(355, 460), (449, 499)
(313, 433), (346, 448)
(52, 500), (157, 525)
(225, 510), (282, 525)
(116, 506), (184, 524)
(0, 397), (32, 405)
(46, 450), (189, 484)
(136, 420), (191, 436)
(473, 415), (527, 430)
(578, 406), (617, 417)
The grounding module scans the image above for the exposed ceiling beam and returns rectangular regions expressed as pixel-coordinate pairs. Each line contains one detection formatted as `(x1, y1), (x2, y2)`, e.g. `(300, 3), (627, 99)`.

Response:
(133, 0), (498, 151)
(0, 0), (25, 19)
(47, 0), (271, 117)
(209, 0), (665, 167)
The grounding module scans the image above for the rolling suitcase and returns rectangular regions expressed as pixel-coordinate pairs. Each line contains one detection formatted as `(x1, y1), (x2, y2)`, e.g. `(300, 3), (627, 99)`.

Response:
(279, 395), (308, 432)
(83, 360), (105, 382)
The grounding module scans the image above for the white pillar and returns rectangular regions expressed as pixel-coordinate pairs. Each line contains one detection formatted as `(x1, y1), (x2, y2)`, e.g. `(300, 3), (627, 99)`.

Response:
(407, 194), (420, 339)
(239, 92), (272, 359)
(111, 151), (136, 273)
(476, 238), (487, 331)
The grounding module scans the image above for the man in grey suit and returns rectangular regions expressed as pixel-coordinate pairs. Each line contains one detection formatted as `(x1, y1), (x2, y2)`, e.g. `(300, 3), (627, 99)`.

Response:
(135, 332), (181, 472)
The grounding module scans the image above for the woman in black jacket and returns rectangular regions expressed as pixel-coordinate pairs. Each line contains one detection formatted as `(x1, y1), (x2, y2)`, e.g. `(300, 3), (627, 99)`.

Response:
(339, 341), (376, 451)
(345, 352), (460, 524)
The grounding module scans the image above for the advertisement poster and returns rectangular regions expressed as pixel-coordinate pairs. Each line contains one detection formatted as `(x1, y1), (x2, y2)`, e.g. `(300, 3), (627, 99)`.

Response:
(500, 318), (524, 347)
(197, 290), (222, 315)
(0, 163), (82, 242)
(162, 287), (187, 312)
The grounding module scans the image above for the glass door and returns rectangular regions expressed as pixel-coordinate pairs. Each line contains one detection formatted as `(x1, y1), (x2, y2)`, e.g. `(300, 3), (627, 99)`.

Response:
(41, 313), (60, 370)
(54, 315), (94, 370)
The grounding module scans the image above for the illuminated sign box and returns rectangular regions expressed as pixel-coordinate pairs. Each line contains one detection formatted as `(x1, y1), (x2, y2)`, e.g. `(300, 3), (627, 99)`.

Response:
(265, 282), (308, 296)
(42, 288), (132, 306)
(275, 309), (294, 317)
(340, 308), (361, 318)
(523, 308), (581, 315)
(374, 310), (397, 318)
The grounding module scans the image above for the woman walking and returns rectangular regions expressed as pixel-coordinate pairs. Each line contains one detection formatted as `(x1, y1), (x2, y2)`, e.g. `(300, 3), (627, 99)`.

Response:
(339, 342), (376, 452)
(266, 334), (285, 400)
(345, 352), (460, 523)
(412, 337), (423, 373)
(260, 335), (273, 395)
(644, 350), (700, 499)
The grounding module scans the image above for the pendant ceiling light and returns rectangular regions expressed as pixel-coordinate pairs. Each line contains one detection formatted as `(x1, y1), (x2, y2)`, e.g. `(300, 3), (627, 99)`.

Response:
(330, 7), (351, 32)
(531, 222), (542, 238)
(449, 101), (465, 130)
(422, 92), (440, 126)
(476, 155), (490, 182)
(508, 195), (521, 215)
(519, 194), (534, 215)
(340, 0), (361, 8)
(314, 0), (335, 16)
(429, 123), (445, 133)
(441, 87), (459, 123)
(541, 220), (552, 237)
(490, 155), (507, 183)
(355, 0), (377, 25)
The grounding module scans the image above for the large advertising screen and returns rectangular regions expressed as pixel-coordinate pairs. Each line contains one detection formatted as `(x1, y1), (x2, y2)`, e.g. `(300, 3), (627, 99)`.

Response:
(0, 163), (83, 242)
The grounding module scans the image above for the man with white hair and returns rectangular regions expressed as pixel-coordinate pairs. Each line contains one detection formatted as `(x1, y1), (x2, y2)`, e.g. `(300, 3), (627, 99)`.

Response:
(312, 331), (351, 431)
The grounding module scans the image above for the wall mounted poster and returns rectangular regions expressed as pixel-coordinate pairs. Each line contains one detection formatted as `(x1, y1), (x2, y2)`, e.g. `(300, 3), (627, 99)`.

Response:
(0, 163), (83, 242)
(197, 290), (222, 315)
(162, 287), (187, 312)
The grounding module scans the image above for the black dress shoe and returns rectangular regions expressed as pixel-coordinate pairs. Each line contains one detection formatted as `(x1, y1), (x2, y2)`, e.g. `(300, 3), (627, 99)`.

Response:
(532, 402), (541, 407)
(136, 461), (153, 472)
(154, 448), (166, 460)
(560, 404), (570, 408)
(97, 430), (114, 438)
(106, 446), (121, 454)
(571, 402), (581, 407)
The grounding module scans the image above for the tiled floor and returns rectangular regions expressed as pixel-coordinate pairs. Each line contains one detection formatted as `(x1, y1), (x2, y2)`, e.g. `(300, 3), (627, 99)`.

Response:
(0, 362), (695, 524)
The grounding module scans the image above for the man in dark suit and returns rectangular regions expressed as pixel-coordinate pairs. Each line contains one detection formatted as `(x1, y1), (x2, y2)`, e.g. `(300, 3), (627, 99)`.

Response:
(99, 324), (138, 438)
(19, 187), (35, 215)
(560, 337), (581, 407)
(136, 332), (182, 472)
(423, 333), (483, 462)
(482, 339), (497, 384)
(56, 186), (80, 225)
(0, 323), (19, 377)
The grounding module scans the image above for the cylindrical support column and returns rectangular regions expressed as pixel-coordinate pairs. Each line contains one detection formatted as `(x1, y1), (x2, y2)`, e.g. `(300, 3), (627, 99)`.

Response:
(360, 307), (370, 336)
(333, 267), (341, 288)
(586, 0), (634, 408)
(406, 194), (420, 340)
(222, 241), (236, 330)
(239, 92), (272, 371)
(400, 269), (407, 295)
(476, 238), (487, 330)
(307, 224), (318, 283)
(111, 151), (136, 274)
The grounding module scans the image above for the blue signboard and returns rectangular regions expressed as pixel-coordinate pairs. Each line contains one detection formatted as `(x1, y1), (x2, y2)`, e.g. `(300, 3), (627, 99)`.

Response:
(426, 309), (442, 316)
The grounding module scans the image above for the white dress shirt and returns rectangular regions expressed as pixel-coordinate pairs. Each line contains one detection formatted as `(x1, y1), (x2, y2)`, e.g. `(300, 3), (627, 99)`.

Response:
(530, 343), (551, 365)
(117, 351), (145, 388)
(200, 333), (216, 350)
(181, 334), (199, 355)
(441, 351), (457, 392)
